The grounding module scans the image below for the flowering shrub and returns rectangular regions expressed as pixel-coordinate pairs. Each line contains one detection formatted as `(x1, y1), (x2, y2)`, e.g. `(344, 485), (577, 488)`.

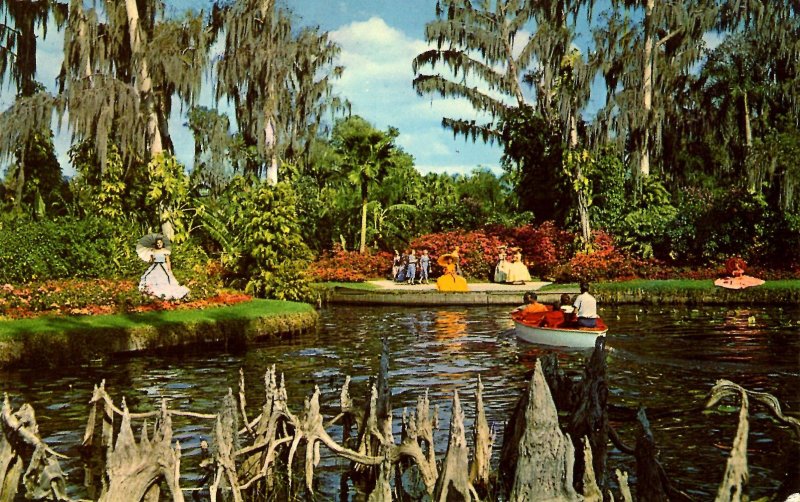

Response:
(0, 275), (226, 319)
(410, 230), (503, 279)
(488, 221), (575, 277)
(308, 248), (394, 282)
(552, 231), (636, 282)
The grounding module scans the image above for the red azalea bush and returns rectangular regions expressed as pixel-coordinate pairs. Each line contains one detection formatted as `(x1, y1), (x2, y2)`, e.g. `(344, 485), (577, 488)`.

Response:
(487, 221), (575, 277)
(308, 247), (394, 282)
(410, 230), (504, 279)
(552, 231), (636, 282)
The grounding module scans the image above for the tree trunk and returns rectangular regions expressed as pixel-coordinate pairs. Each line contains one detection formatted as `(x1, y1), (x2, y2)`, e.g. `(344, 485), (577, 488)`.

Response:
(743, 91), (754, 190)
(265, 118), (278, 185)
(743, 91), (752, 150)
(360, 181), (368, 254)
(571, 115), (591, 247)
(124, 0), (162, 157)
(13, 151), (24, 213)
(125, 0), (172, 240)
(639, 0), (655, 178)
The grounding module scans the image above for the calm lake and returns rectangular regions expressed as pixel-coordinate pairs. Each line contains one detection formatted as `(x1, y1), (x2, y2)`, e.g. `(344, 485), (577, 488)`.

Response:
(1, 304), (798, 499)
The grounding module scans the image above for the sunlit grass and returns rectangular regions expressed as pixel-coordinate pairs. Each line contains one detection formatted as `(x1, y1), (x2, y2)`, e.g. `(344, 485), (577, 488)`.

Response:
(0, 299), (313, 342)
(541, 279), (800, 292)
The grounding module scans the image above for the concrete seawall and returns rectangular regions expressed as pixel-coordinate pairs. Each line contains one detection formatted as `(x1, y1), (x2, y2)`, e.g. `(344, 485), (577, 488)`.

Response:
(330, 287), (568, 306)
(328, 281), (800, 306)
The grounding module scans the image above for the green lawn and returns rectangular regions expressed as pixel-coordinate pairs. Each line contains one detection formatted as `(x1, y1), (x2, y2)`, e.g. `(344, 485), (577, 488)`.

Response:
(0, 299), (314, 342)
(541, 278), (800, 291)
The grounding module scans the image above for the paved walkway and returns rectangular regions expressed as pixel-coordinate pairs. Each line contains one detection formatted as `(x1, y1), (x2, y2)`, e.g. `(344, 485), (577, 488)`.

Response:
(367, 280), (553, 292)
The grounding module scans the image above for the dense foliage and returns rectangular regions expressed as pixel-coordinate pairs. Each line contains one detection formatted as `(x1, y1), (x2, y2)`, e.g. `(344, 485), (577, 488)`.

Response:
(0, 0), (797, 307)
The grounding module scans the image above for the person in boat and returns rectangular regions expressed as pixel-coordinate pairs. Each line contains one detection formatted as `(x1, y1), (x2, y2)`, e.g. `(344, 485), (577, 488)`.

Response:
(558, 293), (575, 314)
(573, 282), (598, 328)
(512, 291), (553, 325)
(512, 291), (548, 314)
(553, 293), (575, 326)
(436, 252), (468, 292)
(505, 249), (532, 284)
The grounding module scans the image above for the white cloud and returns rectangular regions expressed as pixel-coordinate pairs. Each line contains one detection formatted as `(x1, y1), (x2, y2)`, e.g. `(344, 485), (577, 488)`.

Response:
(329, 16), (504, 173)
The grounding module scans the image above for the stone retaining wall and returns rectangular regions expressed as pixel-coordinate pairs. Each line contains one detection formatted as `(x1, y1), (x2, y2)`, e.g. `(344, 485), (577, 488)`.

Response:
(329, 287), (564, 306)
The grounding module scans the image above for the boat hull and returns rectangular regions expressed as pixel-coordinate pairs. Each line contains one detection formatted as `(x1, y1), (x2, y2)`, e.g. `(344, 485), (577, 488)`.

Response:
(513, 320), (607, 348)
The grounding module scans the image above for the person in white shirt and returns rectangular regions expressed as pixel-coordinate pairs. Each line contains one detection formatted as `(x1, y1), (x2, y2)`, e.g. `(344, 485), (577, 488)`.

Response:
(573, 282), (598, 328)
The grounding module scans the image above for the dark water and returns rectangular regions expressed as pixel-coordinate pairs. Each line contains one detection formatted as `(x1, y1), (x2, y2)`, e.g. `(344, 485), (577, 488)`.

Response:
(1, 304), (798, 499)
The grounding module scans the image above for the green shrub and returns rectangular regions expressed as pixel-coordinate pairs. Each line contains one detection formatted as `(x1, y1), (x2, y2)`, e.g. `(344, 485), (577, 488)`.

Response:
(0, 216), (142, 283)
(204, 177), (312, 302)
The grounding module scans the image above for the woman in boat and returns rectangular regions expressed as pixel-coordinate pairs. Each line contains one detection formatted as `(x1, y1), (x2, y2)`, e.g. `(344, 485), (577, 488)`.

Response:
(505, 249), (532, 284)
(436, 253), (468, 292)
(539, 293), (575, 328)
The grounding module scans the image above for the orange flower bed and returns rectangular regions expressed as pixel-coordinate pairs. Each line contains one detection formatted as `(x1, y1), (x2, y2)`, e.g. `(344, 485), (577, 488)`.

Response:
(0, 278), (250, 320)
(129, 291), (252, 313)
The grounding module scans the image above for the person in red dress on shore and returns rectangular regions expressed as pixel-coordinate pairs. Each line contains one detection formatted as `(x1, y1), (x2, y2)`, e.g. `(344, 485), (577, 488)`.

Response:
(714, 257), (765, 289)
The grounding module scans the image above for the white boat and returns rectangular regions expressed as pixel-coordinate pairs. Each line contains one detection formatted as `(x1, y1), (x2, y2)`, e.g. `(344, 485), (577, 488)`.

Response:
(512, 312), (607, 348)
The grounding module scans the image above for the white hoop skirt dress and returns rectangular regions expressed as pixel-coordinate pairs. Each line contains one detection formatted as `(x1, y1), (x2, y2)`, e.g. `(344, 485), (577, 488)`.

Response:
(138, 250), (190, 300)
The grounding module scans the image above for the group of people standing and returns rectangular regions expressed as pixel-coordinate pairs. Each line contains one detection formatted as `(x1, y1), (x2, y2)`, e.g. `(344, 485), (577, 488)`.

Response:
(392, 249), (432, 285)
(493, 245), (532, 284)
(391, 247), (468, 291)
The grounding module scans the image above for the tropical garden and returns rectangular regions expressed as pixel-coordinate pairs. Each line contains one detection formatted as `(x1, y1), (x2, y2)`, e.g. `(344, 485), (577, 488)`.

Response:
(0, 0), (798, 318)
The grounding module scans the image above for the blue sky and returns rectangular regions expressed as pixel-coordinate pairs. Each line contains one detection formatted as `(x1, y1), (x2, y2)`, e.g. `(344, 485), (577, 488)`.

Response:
(221, 0), (509, 175)
(15, 0), (720, 178)
(16, 0), (507, 177)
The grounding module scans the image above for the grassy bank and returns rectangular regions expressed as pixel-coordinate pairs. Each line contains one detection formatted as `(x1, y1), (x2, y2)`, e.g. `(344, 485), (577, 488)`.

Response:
(0, 299), (318, 368)
(540, 279), (800, 305)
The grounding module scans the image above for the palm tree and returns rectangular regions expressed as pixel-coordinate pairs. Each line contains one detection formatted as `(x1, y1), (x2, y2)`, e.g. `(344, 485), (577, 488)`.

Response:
(331, 116), (397, 253)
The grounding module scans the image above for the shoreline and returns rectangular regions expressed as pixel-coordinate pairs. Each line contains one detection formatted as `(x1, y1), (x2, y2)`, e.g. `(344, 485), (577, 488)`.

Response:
(0, 299), (318, 369)
(326, 279), (800, 306)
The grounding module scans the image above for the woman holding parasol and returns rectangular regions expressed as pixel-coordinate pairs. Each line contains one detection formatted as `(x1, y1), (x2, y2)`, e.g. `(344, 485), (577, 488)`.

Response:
(436, 252), (468, 292)
(137, 233), (190, 300)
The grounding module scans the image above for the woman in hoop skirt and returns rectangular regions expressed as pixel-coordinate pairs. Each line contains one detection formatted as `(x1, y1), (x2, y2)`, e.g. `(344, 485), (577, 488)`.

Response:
(714, 257), (765, 289)
(138, 236), (190, 300)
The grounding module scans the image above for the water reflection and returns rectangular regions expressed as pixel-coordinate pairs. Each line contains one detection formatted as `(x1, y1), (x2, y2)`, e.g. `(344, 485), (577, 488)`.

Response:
(0, 304), (797, 500)
(434, 310), (468, 340)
